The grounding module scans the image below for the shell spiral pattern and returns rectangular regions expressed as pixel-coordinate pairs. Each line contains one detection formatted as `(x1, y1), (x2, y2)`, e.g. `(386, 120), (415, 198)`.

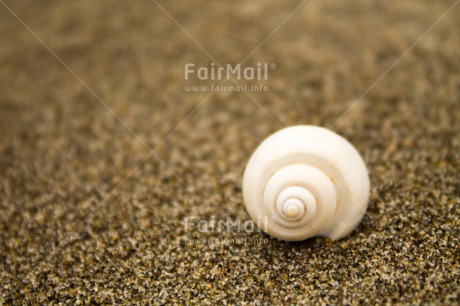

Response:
(243, 126), (370, 241)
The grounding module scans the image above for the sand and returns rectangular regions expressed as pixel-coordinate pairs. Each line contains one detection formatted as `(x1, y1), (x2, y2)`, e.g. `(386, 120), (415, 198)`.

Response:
(0, 0), (459, 304)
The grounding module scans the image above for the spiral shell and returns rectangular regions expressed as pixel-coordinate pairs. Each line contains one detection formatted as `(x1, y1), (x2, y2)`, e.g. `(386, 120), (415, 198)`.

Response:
(243, 125), (370, 241)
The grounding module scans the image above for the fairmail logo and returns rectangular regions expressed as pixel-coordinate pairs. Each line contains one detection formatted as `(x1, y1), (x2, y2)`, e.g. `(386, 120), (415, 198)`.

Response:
(185, 63), (276, 81)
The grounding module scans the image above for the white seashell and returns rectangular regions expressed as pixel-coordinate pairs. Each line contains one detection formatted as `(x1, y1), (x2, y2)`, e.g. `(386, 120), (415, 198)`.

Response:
(243, 125), (370, 241)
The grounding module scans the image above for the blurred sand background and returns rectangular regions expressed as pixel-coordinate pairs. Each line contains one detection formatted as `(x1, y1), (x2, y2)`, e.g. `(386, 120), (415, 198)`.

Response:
(0, 0), (459, 304)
